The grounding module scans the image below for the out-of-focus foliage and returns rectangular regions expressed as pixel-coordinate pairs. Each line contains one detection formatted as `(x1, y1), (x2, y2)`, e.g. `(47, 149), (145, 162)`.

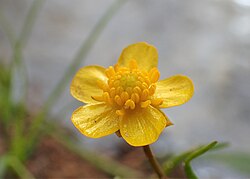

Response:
(163, 141), (229, 177)
(206, 152), (250, 175)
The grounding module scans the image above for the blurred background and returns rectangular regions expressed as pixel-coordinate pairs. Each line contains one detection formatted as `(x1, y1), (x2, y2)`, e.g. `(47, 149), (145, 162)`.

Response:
(0, 0), (250, 178)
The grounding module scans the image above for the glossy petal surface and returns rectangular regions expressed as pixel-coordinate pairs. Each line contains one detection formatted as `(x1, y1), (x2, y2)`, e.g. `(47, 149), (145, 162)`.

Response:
(118, 42), (158, 71)
(120, 106), (170, 146)
(71, 103), (119, 138)
(155, 75), (194, 108)
(70, 65), (107, 103)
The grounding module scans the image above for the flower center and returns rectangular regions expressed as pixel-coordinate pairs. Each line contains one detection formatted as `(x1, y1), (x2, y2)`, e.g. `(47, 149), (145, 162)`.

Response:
(92, 59), (163, 116)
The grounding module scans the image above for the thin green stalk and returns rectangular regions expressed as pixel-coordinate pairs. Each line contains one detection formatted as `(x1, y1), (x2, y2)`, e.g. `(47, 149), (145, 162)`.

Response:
(27, 0), (126, 149)
(6, 155), (35, 179)
(163, 141), (225, 175)
(11, 0), (45, 101)
(0, 155), (8, 178)
(42, 0), (126, 112)
(0, 10), (16, 48)
(18, 0), (45, 49)
(8, 0), (45, 161)
(143, 145), (167, 179)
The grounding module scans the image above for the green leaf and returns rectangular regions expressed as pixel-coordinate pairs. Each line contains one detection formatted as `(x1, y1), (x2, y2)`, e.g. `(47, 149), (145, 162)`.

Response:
(163, 141), (226, 176)
(184, 141), (218, 179)
(0, 156), (8, 178)
(6, 155), (35, 179)
(205, 152), (250, 175)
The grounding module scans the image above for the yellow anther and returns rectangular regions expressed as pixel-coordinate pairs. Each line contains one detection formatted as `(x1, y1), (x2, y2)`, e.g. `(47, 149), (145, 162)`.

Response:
(105, 66), (115, 78)
(136, 81), (142, 88)
(140, 100), (151, 108)
(116, 86), (123, 95)
(114, 64), (120, 72)
(109, 87), (116, 98)
(125, 99), (135, 109)
(148, 84), (156, 95)
(142, 82), (148, 89)
(129, 59), (138, 69)
(144, 77), (150, 85)
(91, 95), (103, 102)
(114, 80), (120, 87)
(126, 87), (133, 95)
(115, 95), (122, 106)
(115, 74), (121, 79)
(149, 67), (160, 83)
(151, 98), (163, 106)
(121, 91), (129, 102)
(138, 76), (144, 82)
(133, 86), (141, 94)
(108, 79), (113, 87)
(116, 109), (125, 116)
(141, 89), (149, 101)
(97, 80), (108, 91)
(102, 62), (161, 110)
(131, 93), (140, 103)
(102, 92), (112, 104)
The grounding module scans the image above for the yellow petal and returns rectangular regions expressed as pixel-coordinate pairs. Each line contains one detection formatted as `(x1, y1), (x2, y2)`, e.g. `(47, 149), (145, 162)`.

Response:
(120, 106), (170, 146)
(71, 103), (119, 138)
(70, 65), (107, 103)
(118, 42), (158, 71)
(155, 75), (194, 108)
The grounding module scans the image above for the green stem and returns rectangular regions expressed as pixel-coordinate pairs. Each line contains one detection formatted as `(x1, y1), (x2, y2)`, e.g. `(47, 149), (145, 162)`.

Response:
(17, 0), (45, 52)
(11, 0), (45, 102)
(4, 155), (35, 179)
(143, 145), (166, 179)
(42, 0), (126, 112)
(0, 10), (16, 48)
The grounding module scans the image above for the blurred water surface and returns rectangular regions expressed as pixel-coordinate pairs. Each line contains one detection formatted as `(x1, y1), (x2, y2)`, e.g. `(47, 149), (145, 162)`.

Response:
(0, 0), (250, 177)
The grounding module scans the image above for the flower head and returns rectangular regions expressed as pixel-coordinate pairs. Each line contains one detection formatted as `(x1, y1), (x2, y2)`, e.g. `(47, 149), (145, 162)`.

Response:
(70, 42), (194, 146)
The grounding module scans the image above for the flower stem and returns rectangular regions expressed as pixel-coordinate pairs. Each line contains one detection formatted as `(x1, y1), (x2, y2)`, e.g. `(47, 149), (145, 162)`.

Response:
(143, 145), (166, 179)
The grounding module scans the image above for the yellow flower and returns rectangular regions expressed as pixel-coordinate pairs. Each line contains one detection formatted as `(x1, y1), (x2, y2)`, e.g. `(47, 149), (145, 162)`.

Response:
(70, 42), (194, 146)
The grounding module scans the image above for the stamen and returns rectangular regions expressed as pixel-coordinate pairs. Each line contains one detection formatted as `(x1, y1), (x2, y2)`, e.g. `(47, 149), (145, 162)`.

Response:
(114, 80), (120, 87)
(114, 64), (120, 72)
(126, 87), (133, 95)
(144, 77), (150, 85)
(105, 66), (115, 78)
(97, 80), (108, 91)
(140, 100), (151, 108)
(99, 63), (163, 111)
(133, 86), (141, 94)
(149, 67), (160, 83)
(148, 84), (156, 95)
(109, 87), (116, 98)
(120, 91), (129, 103)
(116, 86), (123, 95)
(151, 98), (163, 106)
(136, 81), (142, 88)
(115, 95), (122, 106)
(102, 92), (112, 104)
(141, 89), (149, 101)
(142, 82), (148, 90)
(116, 109), (125, 116)
(131, 93), (140, 103)
(125, 99), (135, 109)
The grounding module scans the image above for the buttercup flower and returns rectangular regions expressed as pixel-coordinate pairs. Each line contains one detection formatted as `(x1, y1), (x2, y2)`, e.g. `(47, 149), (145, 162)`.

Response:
(71, 42), (194, 146)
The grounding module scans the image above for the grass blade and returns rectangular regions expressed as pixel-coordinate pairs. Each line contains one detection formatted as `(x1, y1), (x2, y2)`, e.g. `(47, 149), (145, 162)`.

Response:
(184, 141), (217, 179)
